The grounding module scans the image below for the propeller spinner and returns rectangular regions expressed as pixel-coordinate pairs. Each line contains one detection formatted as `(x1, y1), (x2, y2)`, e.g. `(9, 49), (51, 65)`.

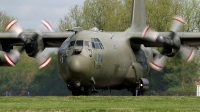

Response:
(142, 16), (196, 71)
(4, 19), (53, 69)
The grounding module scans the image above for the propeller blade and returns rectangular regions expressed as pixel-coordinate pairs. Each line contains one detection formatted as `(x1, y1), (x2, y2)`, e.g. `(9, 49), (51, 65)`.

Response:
(149, 54), (166, 71)
(36, 51), (52, 69)
(178, 45), (196, 62)
(41, 19), (54, 32)
(170, 16), (185, 32)
(142, 26), (159, 42)
(6, 19), (23, 35)
(4, 19), (53, 69)
(34, 19), (54, 69)
(4, 50), (20, 66)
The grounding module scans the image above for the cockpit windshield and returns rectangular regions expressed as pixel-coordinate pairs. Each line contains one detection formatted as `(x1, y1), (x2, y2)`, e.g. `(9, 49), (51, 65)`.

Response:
(75, 40), (83, 46)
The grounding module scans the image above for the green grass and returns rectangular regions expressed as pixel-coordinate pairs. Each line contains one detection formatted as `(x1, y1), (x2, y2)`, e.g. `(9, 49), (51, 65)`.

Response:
(0, 96), (200, 112)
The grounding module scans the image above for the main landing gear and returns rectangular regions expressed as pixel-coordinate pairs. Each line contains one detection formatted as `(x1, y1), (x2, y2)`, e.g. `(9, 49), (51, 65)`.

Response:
(71, 86), (92, 96)
(131, 78), (149, 96)
(131, 87), (144, 96)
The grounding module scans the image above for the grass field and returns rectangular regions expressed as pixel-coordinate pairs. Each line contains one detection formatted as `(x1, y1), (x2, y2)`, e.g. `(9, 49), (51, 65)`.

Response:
(0, 96), (200, 111)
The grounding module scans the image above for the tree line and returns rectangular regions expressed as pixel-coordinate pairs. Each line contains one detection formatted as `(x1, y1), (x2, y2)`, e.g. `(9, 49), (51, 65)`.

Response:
(0, 0), (200, 96)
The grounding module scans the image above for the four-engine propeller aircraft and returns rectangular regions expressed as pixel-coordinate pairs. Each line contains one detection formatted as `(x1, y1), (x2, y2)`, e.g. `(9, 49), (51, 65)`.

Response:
(0, 0), (200, 96)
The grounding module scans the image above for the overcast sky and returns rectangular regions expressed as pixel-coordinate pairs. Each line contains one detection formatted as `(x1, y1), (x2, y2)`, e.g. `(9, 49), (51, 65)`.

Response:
(0, 0), (85, 30)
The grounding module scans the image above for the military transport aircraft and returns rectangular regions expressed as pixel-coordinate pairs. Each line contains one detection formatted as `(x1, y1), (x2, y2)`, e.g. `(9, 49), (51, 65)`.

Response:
(0, 0), (199, 96)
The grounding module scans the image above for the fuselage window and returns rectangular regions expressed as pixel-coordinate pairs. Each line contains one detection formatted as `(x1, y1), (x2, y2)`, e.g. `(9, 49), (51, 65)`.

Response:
(97, 38), (101, 42)
(94, 38), (99, 42)
(99, 43), (104, 49)
(94, 43), (100, 49)
(69, 41), (75, 47)
(92, 42), (95, 48)
(91, 38), (104, 50)
(76, 40), (83, 46)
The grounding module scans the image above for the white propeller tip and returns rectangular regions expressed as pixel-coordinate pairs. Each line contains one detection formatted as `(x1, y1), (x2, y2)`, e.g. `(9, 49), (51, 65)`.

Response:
(149, 62), (163, 72)
(186, 48), (195, 62)
(4, 54), (16, 66)
(142, 26), (150, 38)
(39, 57), (52, 69)
(4, 50), (20, 67)
(41, 19), (54, 32)
(6, 19), (17, 31)
(170, 16), (185, 32)
(142, 26), (158, 42)
(173, 16), (185, 24)
(179, 46), (196, 62)
(6, 19), (23, 34)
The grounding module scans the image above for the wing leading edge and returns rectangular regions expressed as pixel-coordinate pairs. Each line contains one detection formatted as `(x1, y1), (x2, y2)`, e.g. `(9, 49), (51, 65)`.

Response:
(128, 32), (200, 47)
(0, 32), (74, 47)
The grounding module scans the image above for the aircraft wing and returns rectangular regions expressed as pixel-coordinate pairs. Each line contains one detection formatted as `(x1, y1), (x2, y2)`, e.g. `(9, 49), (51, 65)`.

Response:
(38, 32), (74, 47)
(0, 32), (74, 47)
(128, 32), (200, 47)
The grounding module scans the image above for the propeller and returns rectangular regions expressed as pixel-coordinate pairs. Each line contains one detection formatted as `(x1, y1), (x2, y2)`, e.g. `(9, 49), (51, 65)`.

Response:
(142, 16), (196, 71)
(4, 19), (53, 69)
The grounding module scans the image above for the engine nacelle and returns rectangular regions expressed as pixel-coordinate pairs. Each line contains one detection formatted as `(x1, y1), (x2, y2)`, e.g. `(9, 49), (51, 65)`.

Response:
(163, 34), (181, 57)
(24, 33), (44, 57)
(165, 48), (179, 57)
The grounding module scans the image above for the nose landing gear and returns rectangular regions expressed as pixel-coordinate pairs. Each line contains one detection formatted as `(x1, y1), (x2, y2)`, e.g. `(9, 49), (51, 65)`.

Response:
(131, 78), (149, 96)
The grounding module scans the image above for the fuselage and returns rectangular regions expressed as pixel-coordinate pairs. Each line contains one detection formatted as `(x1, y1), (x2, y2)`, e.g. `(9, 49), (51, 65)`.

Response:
(57, 30), (153, 91)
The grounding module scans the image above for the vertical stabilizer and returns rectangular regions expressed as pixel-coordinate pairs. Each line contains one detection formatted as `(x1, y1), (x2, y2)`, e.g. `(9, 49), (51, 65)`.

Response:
(126, 0), (146, 32)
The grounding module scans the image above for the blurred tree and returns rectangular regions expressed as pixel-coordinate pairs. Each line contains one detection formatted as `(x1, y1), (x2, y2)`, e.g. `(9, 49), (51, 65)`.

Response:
(58, 0), (131, 31)
(0, 11), (14, 32)
(163, 54), (200, 96)
(58, 5), (83, 32)
(29, 54), (70, 96)
(0, 51), (38, 95)
(82, 0), (129, 31)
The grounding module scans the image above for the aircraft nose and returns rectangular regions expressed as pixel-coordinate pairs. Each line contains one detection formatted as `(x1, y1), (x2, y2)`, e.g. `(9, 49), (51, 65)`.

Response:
(67, 55), (91, 79)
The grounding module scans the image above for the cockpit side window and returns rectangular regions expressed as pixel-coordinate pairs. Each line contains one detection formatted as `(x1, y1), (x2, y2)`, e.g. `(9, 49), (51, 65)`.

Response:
(69, 41), (75, 47)
(92, 42), (95, 48)
(76, 40), (83, 46)
(96, 38), (101, 42)
(91, 38), (104, 49)
(94, 38), (98, 42)
(99, 43), (104, 49)
(94, 43), (100, 49)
